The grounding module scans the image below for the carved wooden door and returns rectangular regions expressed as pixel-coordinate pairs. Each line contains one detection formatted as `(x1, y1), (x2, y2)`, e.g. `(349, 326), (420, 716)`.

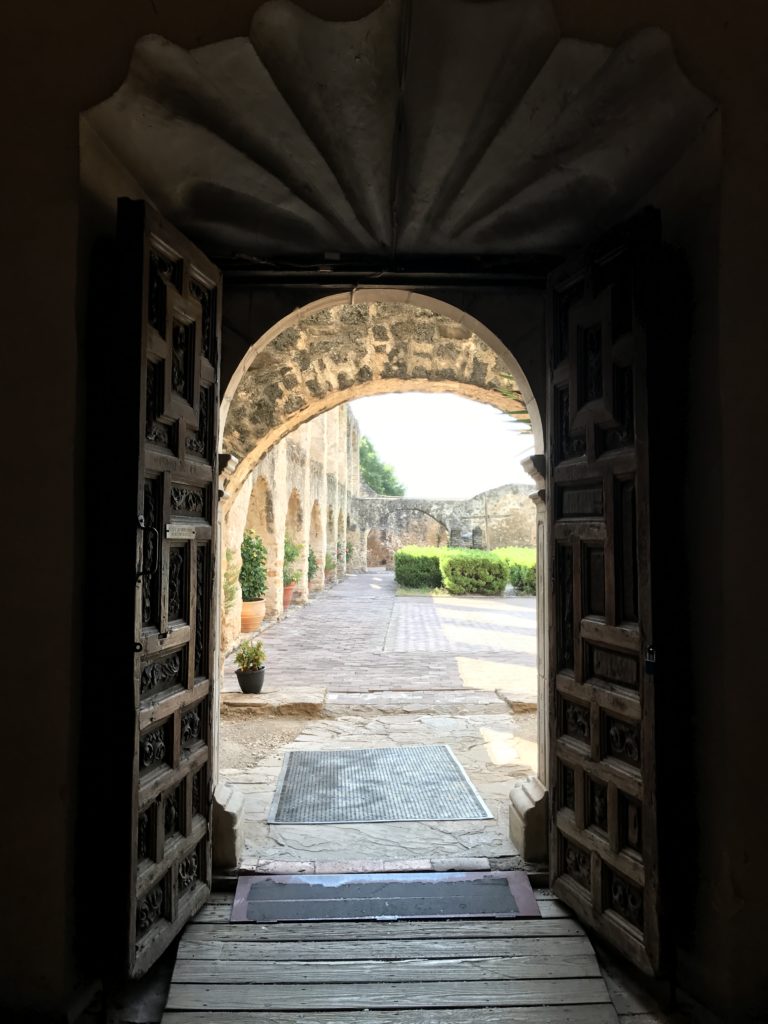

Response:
(547, 220), (660, 974)
(119, 200), (220, 976)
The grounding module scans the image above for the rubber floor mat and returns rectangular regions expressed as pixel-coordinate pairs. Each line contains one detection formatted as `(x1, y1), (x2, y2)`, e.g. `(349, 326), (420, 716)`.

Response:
(231, 871), (542, 922)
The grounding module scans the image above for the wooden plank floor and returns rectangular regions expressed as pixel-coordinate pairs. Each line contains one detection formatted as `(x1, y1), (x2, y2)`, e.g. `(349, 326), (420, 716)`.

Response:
(163, 891), (620, 1023)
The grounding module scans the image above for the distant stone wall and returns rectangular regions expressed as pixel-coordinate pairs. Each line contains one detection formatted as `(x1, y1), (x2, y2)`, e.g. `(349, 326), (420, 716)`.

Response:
(348, 483), (536, 570)
(220, 397), (535, 652)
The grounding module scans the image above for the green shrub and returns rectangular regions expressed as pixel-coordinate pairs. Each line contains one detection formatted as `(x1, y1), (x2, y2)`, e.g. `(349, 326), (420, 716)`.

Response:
(307, 548), (319, 581)
(395, 544), (537, 595)
(508, 563), (537, 595)
(394, 547), (442, 589)
(495, 546), (537, 595)
(240, 532), (267, 601)
(439, 551), (507, 595)
(283, 538), (302, 586)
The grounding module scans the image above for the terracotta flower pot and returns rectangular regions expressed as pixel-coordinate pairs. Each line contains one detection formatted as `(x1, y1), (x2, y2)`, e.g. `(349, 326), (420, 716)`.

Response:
(236, 667), (265, 693)
(241, 598), (266, 633)
(282, 583), (296, 608)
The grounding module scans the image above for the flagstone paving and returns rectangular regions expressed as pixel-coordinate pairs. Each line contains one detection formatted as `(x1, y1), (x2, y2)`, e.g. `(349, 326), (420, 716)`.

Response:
(219, 570), (540, 869)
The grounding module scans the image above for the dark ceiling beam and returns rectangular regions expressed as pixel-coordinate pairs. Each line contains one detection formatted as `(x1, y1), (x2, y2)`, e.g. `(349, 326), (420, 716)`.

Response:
(216, 253), (559, 288)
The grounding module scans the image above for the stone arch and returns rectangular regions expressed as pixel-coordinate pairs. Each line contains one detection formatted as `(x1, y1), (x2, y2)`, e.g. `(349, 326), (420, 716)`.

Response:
(285, 488), (303, 542)
(337, 510), (346, 574)
(221, 473), (278, 649)
(367, 528), (391, 570)
(246, 475), (278, 621)
(219, 292), (543, 513)
(283, 488), (304, 607)
(358, 505), (451, 567)
(309, 500), (324, 593)
(326, 504), (337, 580)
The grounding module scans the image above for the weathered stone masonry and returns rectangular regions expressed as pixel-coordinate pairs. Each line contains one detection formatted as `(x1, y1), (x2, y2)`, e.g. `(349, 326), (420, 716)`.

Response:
(221, 404), (360, 652)
(221, 399), (535, 652)
(349, 483), (537, 571)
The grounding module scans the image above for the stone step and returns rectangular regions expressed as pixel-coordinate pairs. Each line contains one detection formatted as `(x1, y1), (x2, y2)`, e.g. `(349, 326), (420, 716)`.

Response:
(220, 687), (327, 717)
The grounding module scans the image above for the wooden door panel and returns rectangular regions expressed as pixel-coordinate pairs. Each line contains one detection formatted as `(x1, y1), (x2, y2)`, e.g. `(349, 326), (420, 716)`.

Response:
(547, 220), (659, 973)
(120, 200), (221, 977)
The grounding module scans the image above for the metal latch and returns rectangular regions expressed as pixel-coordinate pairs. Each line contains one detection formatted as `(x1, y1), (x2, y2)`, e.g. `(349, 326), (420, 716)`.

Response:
(645, 645), (656, 675)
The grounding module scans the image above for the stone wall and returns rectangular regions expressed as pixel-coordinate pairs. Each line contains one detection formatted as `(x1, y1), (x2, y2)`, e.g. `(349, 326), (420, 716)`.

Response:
(349, 483), (536, 570)
(221, 300), (530, 502)
(222, 400), (535, 649)
(221, 404), (360, 652)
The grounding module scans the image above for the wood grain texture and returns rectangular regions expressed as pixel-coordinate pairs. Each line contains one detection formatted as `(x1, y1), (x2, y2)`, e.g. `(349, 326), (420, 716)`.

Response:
(181, 917), (588, 942)
(546, 217), (662, 975)
(164, 895), (618, 1021)
(163, 1007), (619, 1024)
(165, 978), (613, 1010)
(171, 954), (602, 984)
(176, 935), (596, 961)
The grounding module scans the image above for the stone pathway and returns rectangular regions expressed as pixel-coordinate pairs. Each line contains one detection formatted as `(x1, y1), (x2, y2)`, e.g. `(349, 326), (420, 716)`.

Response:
(220, 570), (540, 870)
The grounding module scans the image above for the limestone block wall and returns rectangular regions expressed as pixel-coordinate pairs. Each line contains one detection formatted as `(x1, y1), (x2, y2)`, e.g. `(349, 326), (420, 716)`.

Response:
(349, 483), (536, 570)
(221, 400), (535, 653)
(220, 404), (360, 654)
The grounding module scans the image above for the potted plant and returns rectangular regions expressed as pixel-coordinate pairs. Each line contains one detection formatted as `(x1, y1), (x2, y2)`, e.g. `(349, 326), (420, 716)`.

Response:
(234, 638), (266, 694)
(283, 538), (302, 608)
(324, 551), (336, 585)
(239, 531), (267, 632)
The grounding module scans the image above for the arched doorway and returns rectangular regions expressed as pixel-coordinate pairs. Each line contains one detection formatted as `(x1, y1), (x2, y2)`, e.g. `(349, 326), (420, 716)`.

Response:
(73, 1), (720, 992)
(218, 292), (548, 845)
(309, 500), (324, 593)
(283, 488), (304, 607)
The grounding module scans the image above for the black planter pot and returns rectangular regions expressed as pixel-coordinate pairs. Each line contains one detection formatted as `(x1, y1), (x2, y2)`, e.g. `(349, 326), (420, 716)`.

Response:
(236, 667), (265, 693)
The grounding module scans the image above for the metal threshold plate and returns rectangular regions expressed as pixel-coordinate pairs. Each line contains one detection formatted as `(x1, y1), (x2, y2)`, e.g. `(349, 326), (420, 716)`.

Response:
(231, 871), (541, 923)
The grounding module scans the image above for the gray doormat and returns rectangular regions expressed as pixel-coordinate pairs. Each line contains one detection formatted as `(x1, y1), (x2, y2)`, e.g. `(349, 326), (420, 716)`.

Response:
(231, 871), (541, 922)
(267, 744), (492, 823)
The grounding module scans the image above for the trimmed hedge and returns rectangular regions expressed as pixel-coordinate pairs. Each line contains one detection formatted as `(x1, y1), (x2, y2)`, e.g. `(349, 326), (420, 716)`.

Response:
(440, 552), (507, 595)
(495, 546), (537, 595)
(507, 562), (537, 595)
(395, 544), (537, 595)
(394, 547), (442, 589)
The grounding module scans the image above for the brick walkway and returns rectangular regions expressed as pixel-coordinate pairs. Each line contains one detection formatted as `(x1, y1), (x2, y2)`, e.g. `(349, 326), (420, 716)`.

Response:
(220, 570), (540, 869)
(223, 569), (537, 696)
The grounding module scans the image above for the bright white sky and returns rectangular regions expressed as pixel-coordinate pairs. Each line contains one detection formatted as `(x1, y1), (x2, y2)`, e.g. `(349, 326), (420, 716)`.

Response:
(349, 393), (535, 500)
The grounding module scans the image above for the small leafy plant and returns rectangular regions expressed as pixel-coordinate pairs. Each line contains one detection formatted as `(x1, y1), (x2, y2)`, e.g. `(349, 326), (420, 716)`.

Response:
(283, 538), (302, 586)
(324, 552), (336, 573)
(235, 638), (266, 672)
(307, 547), (319, 581)
(240, 532), (267, 601)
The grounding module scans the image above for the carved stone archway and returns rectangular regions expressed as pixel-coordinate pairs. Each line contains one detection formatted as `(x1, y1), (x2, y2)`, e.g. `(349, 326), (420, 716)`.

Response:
(220, 296), (538, 510)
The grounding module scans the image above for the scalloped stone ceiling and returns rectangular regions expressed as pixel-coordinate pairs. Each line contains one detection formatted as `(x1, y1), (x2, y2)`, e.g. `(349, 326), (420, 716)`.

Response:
(84, 0), (715, 257)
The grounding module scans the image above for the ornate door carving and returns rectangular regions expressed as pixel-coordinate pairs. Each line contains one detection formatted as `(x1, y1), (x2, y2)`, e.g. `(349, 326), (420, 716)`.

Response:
(119, 200), (220, 976)
(547, 218), (660, 973)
